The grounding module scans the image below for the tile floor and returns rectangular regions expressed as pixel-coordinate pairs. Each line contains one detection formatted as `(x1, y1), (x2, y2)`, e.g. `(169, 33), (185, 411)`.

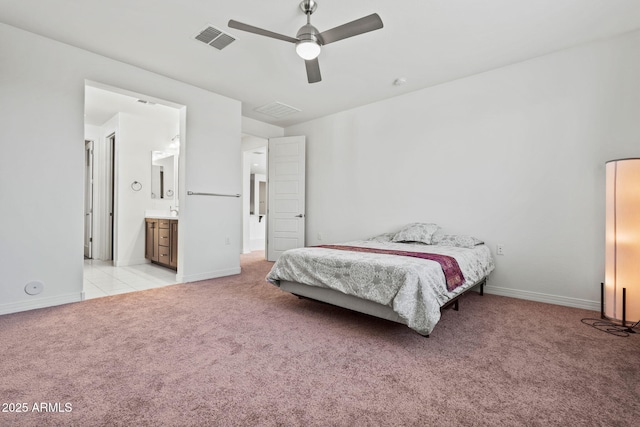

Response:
(83, 259), (179, 300)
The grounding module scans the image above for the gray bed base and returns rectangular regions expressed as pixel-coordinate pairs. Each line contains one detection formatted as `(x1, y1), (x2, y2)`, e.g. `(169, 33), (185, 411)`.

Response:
(278, 277), (486, 337)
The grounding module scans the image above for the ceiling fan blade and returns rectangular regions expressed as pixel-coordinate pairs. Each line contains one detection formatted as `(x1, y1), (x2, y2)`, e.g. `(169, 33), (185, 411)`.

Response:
(305, 58), (322, 84)
(228, 20), (298, 43)
(318, 13), (383, 45)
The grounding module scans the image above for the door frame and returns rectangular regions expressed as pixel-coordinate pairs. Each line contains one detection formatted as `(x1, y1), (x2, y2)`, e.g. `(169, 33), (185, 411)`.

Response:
(105, 132), (116, 261)
(84, 140), (94, 258)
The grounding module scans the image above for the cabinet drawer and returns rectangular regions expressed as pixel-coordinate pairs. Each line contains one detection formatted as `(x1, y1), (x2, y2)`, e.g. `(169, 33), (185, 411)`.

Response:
(158, 219), (171, 229)
(158, 229), (170, 247)
(158, 245), (170, 261)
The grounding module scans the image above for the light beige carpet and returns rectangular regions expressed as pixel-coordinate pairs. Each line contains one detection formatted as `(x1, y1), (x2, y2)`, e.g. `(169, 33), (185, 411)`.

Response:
(1, 251), (638, 426)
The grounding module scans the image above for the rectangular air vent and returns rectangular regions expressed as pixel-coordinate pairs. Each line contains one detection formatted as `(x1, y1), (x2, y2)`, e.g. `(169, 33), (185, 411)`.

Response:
(254, 102), (302, 118)
(194, 25), (235, 50)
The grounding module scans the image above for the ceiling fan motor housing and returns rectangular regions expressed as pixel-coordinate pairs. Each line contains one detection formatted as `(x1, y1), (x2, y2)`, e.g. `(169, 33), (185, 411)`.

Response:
(296, 23), (323, 45)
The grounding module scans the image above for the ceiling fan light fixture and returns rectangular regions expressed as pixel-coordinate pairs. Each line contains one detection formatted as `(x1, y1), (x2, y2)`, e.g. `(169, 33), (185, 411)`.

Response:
(229, 1), (383, 83)
(296, 40), (321, 60)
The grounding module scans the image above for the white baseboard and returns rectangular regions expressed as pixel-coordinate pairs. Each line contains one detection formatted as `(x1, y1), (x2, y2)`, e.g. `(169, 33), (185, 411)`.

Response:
(0, 292), (83, 316)
(114, 258), (149, 267)
(484, 285), (599, 312)
(177, 267), (241, 284)
(0, 283), (599, 317)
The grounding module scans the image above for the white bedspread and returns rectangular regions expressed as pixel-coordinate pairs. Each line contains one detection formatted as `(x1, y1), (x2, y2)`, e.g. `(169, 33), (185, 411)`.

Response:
(266, 240), (495, 335)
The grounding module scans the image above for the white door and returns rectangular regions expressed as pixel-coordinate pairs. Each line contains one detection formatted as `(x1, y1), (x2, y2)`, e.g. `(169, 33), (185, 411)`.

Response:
(267, 136), (306, 261)
(84, 140), (94, 258)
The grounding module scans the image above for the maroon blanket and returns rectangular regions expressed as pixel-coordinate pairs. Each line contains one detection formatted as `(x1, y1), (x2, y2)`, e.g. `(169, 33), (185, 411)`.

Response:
(315, 245), (465, 292)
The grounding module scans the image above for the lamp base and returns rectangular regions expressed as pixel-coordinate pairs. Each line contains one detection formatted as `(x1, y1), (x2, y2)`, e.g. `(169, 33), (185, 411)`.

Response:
(586, 282), (639, 336)
(584, 317), (638, 336)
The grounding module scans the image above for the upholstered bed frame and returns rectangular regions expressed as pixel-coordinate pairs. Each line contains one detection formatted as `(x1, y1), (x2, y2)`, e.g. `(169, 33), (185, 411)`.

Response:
(279, 277), (486, 337)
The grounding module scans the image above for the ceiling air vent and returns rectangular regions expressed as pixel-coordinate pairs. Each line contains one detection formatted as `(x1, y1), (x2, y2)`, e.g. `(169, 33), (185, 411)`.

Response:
(194, 25), (235, 50)
(254, 102), (301, 118)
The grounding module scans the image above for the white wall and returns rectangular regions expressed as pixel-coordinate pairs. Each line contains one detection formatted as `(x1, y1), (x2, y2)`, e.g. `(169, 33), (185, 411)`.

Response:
(0, 23), (241, 314)
(242, 117), (284, 140)
(115, 112), (178, 267)
(249, 216), (266, 251)
(285, 30), (640, 310)
(84, 124), (101, 144)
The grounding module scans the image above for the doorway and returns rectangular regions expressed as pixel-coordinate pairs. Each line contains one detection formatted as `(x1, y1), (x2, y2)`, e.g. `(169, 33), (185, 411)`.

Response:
(83, 82), (184, 299)
(241, 135), (307, 260)
(242, 135), (268, 254)
(83, 133), (114, 262)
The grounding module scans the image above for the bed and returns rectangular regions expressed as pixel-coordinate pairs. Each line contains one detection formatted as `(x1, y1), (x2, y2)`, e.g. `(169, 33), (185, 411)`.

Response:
(266, 223), (495, 336)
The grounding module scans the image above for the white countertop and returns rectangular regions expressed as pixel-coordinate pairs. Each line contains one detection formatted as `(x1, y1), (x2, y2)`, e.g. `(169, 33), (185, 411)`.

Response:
(145, 210), (178, 220)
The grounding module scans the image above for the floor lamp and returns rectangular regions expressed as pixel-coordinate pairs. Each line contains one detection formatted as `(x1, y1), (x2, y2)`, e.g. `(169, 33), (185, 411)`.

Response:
(602, 158), (640, 333)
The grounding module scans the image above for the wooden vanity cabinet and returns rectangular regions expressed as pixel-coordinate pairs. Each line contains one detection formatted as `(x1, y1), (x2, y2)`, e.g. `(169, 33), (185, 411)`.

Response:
(145, 218), (178, 270)
(169, 221), (178, 269)
(145, 220), (159, 262)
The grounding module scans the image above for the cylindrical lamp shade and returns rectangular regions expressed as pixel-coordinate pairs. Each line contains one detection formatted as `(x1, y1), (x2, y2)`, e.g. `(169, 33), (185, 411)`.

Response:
(605, 158), (640, 323)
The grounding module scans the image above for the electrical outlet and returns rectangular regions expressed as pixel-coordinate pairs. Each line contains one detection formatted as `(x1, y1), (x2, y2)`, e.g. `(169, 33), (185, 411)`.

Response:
(317, 232), (323, 241)
(225, 237), (230, 245)
(496, 244), (505, 256)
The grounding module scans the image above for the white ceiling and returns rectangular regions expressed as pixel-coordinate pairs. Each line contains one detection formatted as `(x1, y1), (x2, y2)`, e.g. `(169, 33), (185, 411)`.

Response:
(3, 0), (640, 127)
(84, 85), (180, 127)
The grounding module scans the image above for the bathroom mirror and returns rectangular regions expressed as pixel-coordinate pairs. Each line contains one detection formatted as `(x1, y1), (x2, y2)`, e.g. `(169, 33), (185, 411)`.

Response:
(151, 151), (177, 200)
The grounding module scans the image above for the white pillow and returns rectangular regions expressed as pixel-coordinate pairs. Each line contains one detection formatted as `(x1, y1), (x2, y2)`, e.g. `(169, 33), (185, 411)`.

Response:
(432, 233), (483, 248)
(366, 232), (396, 242)
(391, 223), (440, 245)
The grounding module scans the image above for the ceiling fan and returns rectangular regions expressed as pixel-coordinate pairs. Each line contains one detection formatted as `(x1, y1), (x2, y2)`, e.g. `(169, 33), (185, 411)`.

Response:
(228, 0), (383, 84)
